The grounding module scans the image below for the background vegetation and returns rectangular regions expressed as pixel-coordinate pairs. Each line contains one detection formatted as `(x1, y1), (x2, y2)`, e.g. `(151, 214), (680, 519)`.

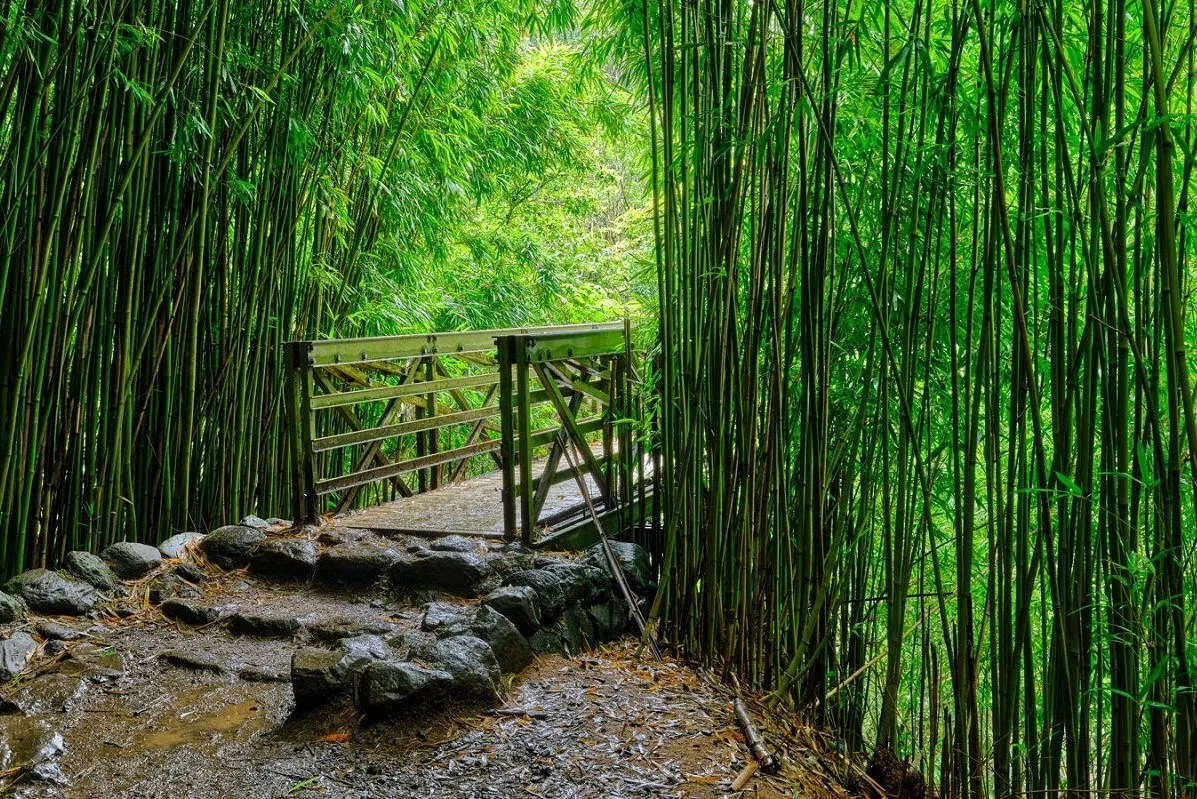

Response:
(631, 0), (1197, 795)
(6, 0), (1197, 795)
(0, 0), (652, 573)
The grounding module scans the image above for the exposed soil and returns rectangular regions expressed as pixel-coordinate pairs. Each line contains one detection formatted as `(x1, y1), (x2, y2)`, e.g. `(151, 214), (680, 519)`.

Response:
(1, 542), (857, 799)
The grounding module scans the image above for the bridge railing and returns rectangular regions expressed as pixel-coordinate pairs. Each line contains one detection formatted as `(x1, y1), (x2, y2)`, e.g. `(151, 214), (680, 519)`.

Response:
(284, 321), (644, 543)
(496, 322), (644, 546)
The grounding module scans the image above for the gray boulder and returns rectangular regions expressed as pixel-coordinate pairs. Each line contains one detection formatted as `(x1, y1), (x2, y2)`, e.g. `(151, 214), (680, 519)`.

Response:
(337, 634), (392, 670)
(249, 538), (317, 579)
(158, 532), (204, 559)
(291, 648), (347, 707)
(355, 661), (453, 714)
(63, 551), (120, 592)
(0, 633), (37, 680)
(173, 562), (205, 584)
(290, 635), (393, 708)
(466, 606), (533, 673)
(0, 591), (26, 624)
(228, 611), (300, 638)
(582, 541), (654, 595)
(4, 570), (98, 616)
(146, 573), (201, 605)
(239, 515), (272, 529)
(560, 605), (596, 654)
(428, 535), (483, 553)
(503, 569), (566, 620)
(528, 625), (568, 656)
(390, 551), (491, 597)
(315, 542), (400, 585)
(199, 525), (265, 569)
(541, 561), (611, 605)
(421, 635), (500, 700)
(100, 541), (162, 579)
(586, 600), (629, 641)
(34, 622), (85, 642)
(420, 602), (472, 633)
(482, 585), (541, 635)
(160, 598), (219, 626)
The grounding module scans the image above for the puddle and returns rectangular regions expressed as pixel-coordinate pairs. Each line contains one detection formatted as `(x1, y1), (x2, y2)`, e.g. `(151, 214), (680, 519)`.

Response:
(141, 699), (267, 749)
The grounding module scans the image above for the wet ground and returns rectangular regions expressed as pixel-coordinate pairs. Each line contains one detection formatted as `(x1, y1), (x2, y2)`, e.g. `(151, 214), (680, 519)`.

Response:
(1, 544), (855, 799)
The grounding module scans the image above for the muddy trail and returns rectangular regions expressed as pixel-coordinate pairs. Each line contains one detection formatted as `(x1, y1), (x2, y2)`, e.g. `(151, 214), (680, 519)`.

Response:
(0, 523), (859, 798)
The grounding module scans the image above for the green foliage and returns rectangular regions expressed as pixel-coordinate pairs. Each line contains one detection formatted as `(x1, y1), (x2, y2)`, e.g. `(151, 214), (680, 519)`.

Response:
(0, 0), (650, 576)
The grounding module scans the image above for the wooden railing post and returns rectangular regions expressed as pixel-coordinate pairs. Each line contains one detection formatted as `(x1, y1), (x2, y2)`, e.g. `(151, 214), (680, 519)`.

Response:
(513, 338), (535, 546)
(286, 341), (318, 524)
(497, 337), (517, 542)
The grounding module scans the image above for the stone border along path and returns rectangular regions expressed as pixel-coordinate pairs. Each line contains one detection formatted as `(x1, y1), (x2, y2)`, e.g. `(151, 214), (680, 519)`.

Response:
(0, 517), (655, 789)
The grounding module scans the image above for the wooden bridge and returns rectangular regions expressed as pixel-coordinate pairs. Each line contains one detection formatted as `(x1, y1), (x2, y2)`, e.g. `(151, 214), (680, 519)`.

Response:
(284, 322), (652, 549)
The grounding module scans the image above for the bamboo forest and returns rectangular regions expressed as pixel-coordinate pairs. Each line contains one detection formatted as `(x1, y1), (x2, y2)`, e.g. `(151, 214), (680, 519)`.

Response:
(2, 0), (1197, 796)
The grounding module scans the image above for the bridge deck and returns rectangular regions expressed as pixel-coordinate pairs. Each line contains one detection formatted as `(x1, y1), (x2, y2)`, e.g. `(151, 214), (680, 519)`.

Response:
(333, 463), (605, 541)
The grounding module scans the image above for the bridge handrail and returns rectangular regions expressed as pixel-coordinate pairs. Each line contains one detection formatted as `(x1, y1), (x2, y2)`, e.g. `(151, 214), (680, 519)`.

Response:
(290, 322), (625, 367)
(284, 322), (638, 542)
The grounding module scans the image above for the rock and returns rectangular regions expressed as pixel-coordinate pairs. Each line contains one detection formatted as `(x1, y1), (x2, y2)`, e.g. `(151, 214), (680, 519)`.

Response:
(3, 672), (87, 714)
(389, 551), (491, 597)
(316, 528), (370, 547)
(59, 643), (124, 681)
(147, 573), (201, 605)
(160, 648), (224, 673)
(239, 514), (272, 529)
(290, 636), (392, 708)
(290, 648), (349, 707)
(586, 600), (629, 641)
(238, 665), (288, 683)
(0, 633), (37, 680)
(420, 602), (472, 633)
(158, 532), (204, 559)
(200, 525), (265, 569)
(528, 625), (568, 656)
(0, 718), (64, 774)
(355, 661), (452, 714)
(560, 605), (596, 654)
(582, 541), (654, 595)
(337, 634), (392, 670)
(315, 542), (400, 585)
(99, 541), (162, 579)
(34, 622), (85, 642)
(466, 606), (533, 673)
(502, 570), (566, 620)
(3, 570), (99, 616)
(307, 617), (395, 646)
(63, 551), (120, 592)
(160, 598), (219, 626)
(0, 591), (26, 624)
(541, 561), (611, 605)
(173, 562), (206, 584)
(421, 635), (500, 700)
(249, 538), (317, 579)
(228, 611), (301, 638)
(482, 585), (541, 635)
(428, 535), (484, 553)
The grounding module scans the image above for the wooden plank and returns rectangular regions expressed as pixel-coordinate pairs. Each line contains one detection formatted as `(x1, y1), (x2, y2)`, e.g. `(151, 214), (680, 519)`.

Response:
(315, 438), (504, 495)
(312, 369), (416, 506)
(522, 328), (626, 364)
(302, 323), (624, 367)
(533, 362), (612, 506)
(312, 405), (500, 452)
(309, 373), (499, 410)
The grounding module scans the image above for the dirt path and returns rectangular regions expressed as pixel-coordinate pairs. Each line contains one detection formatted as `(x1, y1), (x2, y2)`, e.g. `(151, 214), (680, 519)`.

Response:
(1, 534), (856, 799)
